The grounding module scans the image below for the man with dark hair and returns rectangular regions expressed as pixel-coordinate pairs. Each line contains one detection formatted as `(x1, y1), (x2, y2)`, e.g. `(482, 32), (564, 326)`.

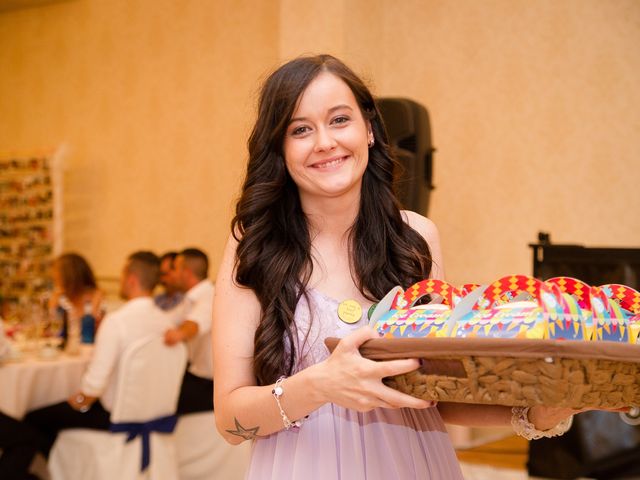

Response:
(25, 251), (174, 455)
(164, 247), (214, 414)
(155, 251), (184, 311)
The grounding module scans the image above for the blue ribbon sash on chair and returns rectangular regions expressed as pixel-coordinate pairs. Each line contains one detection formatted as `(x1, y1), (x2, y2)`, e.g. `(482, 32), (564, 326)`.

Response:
(109, 414), (178, 471)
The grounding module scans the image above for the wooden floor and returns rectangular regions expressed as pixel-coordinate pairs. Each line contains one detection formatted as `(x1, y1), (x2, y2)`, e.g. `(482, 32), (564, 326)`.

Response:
(456, 434), (528, 471)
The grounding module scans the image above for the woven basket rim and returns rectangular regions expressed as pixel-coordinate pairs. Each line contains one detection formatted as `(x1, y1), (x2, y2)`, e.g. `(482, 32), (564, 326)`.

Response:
(324, 337), (640, 363)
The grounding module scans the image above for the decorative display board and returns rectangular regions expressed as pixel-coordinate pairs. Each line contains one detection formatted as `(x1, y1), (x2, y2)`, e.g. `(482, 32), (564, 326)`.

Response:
(0, 150), (63, 310)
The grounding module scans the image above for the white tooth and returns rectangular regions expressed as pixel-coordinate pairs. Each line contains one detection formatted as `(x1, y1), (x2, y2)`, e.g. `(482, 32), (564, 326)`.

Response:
(314, 156), (347, 168)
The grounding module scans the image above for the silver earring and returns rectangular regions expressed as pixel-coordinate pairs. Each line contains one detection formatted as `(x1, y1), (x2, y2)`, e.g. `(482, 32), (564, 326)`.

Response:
(368, 138), (375, 148)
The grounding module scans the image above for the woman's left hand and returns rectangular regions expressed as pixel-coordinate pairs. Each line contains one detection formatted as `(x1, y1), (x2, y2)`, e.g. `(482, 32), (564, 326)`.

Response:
(529, 405), (631, 431)
(528, 405), (576, 430)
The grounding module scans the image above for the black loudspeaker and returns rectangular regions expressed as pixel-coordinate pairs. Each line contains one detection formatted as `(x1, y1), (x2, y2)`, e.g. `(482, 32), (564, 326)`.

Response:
(376, 97), (435, 215)
(530, 232), (640, 290)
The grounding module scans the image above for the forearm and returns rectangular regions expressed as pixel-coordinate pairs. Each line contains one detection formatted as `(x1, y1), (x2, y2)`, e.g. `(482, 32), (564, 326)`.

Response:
(216, 364), (326, 444)
(438, 402), (512, 427)
(165, 320), (199, 344)
(68, 391), (98, 411)
(178, 320), (199, 340)
(438, 402), (575, 431)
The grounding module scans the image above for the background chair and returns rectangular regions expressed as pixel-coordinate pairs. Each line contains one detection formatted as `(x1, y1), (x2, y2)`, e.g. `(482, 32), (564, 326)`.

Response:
(49, 335), (187, 480)
(175, 411), (250, 480)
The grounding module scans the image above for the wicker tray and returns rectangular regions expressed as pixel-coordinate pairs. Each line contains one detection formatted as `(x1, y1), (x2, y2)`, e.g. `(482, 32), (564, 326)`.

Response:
(324, 337), (640, 409)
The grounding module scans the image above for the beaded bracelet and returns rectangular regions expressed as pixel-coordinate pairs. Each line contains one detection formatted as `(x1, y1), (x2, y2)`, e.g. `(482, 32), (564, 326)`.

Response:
(272, 376), (305, 430)
(511, 406), (573, 440)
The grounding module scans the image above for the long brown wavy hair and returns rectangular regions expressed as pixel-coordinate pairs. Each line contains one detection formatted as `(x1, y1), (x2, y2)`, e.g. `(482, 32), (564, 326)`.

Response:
(54, 252), (97, 302)
(232, 55), (432, 385)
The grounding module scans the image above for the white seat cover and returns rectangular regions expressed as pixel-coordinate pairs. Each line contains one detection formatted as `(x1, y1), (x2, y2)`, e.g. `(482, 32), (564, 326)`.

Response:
(175, 411), (250, 480)
(50, 335), (187, 480)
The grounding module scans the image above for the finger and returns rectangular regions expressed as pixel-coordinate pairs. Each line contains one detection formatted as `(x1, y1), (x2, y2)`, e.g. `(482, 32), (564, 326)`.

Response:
(372, 397), (397, 410)
(375, 385), (433, 410)
(374, 358), (421, 378)
(336, 326), (378, 352)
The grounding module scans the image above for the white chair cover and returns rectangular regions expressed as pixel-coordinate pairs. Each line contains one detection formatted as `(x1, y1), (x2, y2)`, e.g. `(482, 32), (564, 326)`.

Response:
(49, 335), (187, 480)
(175, 411), (250, 480)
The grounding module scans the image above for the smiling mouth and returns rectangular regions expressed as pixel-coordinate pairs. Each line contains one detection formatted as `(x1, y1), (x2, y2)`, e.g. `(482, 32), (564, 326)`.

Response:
(311, 156), (348, 169)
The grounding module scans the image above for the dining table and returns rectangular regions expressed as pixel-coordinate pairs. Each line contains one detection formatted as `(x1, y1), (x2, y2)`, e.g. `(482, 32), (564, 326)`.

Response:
(0, 343), (92, 419)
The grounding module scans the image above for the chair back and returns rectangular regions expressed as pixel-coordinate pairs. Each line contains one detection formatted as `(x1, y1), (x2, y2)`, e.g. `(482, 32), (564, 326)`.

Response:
(110, 334), (187, 424)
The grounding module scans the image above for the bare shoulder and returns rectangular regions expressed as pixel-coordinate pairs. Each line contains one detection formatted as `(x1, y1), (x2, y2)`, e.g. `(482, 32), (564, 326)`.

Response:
(214, 232), (261, 329)
(400, 210), (440, 243)
(400, 210), (445, 280)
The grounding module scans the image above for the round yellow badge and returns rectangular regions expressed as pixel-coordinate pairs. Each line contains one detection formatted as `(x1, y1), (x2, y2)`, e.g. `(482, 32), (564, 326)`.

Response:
(337, 299), (362, 324)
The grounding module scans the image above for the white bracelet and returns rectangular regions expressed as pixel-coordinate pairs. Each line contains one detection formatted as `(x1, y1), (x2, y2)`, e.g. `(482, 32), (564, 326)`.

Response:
(511, 406), (573, 440)
(272, 376), (305, 430)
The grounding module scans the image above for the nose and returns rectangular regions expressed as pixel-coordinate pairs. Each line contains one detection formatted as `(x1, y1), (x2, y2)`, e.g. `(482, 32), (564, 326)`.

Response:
(313, 126), (337, 152)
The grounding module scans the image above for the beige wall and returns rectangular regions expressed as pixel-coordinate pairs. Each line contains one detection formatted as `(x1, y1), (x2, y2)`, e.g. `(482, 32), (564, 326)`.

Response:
(1, 0), (639, 287)
(0, 0), (281, 279)
(279, 0), (640, 285)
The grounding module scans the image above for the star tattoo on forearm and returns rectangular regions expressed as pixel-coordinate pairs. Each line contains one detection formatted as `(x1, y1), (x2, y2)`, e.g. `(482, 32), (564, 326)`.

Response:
(226, 417), (260, 440)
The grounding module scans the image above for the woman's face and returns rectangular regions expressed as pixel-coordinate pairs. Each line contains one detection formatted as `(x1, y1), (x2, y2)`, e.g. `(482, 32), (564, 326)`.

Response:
(282, 72), (373, 205)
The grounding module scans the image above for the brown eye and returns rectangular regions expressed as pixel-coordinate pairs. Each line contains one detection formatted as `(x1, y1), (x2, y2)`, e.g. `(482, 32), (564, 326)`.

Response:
(292, 126), (310, 136)
(332, 116), (350, 125)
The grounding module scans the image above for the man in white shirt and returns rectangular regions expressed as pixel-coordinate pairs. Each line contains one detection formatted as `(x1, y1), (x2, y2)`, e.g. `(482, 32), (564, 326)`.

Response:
(164, 248), (214, 414)
(25, 251), (174, 456)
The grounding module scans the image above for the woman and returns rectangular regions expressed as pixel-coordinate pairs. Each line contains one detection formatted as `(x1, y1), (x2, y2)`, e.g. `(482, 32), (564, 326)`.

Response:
(212, 55), (575, 479)
(49, 253), (104, 346)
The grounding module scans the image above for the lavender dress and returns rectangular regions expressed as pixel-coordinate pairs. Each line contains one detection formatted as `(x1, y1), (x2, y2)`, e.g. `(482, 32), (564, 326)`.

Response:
(246, 289), (464, 480)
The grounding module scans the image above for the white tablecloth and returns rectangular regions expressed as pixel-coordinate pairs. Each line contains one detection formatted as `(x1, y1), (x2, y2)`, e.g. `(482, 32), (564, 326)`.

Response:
(0, 345), (92, 419)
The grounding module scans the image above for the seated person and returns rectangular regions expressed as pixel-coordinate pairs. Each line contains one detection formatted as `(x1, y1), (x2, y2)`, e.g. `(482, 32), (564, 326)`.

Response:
(25, 251), (173, 456)
(155, 251), (184, 311)
(164, 248), (214, 414)
(0, 321), (40, 480)
(49, 253), (105, 346)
